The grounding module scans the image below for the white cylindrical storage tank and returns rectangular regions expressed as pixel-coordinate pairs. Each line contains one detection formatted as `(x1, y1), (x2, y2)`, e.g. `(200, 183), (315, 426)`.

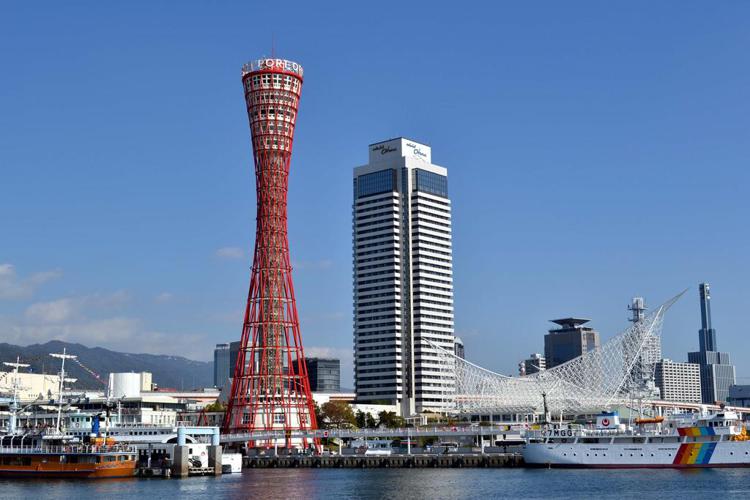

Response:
(108, 372), (141, 398)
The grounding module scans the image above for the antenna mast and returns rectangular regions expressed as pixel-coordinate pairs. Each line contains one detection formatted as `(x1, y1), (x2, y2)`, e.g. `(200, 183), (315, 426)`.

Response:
(49, 348), (77, 434)
(3, 357), (29, 434)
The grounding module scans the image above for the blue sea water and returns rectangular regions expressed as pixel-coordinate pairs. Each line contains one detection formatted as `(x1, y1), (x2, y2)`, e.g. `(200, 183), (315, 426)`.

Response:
(2, 468), (749, 499)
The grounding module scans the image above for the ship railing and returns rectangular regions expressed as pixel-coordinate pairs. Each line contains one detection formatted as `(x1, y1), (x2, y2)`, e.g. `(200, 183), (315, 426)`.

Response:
(528, 428), (679, 439)
(0, 444), (138, 455)
(106, 422), (176, 428)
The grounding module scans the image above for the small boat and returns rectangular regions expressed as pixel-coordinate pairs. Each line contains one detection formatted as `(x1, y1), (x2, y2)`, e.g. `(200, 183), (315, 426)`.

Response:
(221, 452), (242, 473)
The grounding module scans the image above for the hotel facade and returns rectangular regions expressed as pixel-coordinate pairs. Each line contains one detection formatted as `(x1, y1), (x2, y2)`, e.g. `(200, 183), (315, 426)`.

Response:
(352, 138), (455, 415)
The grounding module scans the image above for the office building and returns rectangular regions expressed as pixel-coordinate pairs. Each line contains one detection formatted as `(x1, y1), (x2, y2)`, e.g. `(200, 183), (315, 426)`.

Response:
(544, 318), (600, 369)
(305, 358), (341, 393)
(687, 283), (736, 403)
(520, 353), (546, 376)
(213, 343), (230, 387)
(228, 340), (241, 378)
(727, 385), (750, 407)
(654, 359), (701, 403)
(688, 350), (736, 404)
(353, 138), (455, 415)
(212, 341), (241, 393)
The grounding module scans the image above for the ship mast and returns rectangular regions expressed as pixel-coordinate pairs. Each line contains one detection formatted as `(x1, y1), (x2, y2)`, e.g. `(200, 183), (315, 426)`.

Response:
(3, 357), (29, 435)
(49, 348), (77, 434)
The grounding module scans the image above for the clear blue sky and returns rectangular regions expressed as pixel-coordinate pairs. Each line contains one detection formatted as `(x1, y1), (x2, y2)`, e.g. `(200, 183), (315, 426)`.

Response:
(1, 1), (748, 387)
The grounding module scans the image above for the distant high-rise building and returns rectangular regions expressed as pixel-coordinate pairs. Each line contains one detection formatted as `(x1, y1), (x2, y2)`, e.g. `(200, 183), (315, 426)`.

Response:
(654, 359), (701, 403)
(698, 283), (717, 352)
(353, 138), (455, 416)
(544, 318), (600, 369)
(628, 297), (646, 323)
(213, 343), (230, 388)
(520, 353), (546, 376)
(727, 385), (750, 407)
(305, 358), (341, 393)
(687, 283), (736, 403)
(213, 341), (241, 393)
(454, 337), (465, 360)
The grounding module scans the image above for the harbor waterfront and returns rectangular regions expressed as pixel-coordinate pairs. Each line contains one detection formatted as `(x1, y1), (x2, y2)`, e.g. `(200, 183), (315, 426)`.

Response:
(2, 469), (750, 499)
(3, 2), (749, 498)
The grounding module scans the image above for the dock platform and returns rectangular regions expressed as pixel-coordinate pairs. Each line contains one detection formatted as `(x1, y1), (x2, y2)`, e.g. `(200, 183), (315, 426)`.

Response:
(244, 453), (523, 469)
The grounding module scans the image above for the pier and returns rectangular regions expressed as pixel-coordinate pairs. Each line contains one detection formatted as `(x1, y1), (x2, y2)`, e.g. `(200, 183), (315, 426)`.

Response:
(244, 453), (523, 469)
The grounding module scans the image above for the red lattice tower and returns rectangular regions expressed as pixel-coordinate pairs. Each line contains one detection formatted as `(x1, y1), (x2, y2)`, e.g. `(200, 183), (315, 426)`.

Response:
(223, 58), (317, 449)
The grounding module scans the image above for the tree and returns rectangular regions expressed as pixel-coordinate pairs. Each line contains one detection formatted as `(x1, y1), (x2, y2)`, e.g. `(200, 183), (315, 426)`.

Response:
(321, 401), (357, 429)
(355, 410), (366, 428)
(203, 400), (225, 412)
(314, 401), (327, 429)
(377, 411), (405, 429)
(365, 412), (377, 428)
(355, 409), (378, 428)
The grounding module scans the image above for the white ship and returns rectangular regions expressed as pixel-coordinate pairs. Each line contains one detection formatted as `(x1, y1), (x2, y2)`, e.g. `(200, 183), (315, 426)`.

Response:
(523, 410), (750, 468)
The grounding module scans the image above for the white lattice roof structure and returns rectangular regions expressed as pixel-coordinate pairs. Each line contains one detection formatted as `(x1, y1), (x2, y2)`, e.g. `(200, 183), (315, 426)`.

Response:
(431, 292), (684, 416)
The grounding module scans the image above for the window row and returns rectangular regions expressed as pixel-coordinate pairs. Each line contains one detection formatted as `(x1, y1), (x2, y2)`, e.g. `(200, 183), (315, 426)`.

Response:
(252, 121), (293, 135)
(357, 169), (396, 199)
(250, 107), (296, 121)
(254, 136), (292, 150)
(248, 74), (300, 92)
(247, 91), (298, 107)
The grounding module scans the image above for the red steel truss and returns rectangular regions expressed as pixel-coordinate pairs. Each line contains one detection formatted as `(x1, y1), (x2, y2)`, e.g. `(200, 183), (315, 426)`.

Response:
(222, 58), (317, 448)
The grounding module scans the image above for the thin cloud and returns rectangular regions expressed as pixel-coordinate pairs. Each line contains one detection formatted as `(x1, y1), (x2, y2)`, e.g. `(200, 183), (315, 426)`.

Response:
(25, 298), (77, 324)
(215, 247), (245, 260)
(300, 311), (346, 326)
(24, 291), (130, 324)
(0, 264), (62, 299)
(304, 346), (351, 360)
(154, 292), (174, 303)
(293, 259), (334, 271)
(0, 314), (212, 361)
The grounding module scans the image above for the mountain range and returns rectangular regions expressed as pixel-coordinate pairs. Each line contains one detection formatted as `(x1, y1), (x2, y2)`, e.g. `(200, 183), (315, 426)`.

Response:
(0, 340), (213, 390)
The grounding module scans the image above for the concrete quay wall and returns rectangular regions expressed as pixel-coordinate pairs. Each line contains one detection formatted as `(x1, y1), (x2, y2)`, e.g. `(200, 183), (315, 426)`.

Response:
(244, 454), (523, 469)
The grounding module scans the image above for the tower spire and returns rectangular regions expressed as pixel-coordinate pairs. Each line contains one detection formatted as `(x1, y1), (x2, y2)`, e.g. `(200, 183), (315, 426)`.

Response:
(223, 58), (316, 450)
(698, 283), (716, 352)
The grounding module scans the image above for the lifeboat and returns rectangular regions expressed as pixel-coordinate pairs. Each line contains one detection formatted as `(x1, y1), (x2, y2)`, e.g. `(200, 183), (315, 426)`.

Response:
(635, 417), (664, 425)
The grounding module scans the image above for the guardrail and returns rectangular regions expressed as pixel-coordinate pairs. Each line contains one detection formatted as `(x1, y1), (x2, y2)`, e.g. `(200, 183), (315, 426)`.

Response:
(0, 444), (137, 455)
(221, 425), (523, 443)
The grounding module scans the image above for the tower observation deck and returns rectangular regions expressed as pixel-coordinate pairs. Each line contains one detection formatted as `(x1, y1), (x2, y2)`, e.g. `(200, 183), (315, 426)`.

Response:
(223, 58), (317, 448)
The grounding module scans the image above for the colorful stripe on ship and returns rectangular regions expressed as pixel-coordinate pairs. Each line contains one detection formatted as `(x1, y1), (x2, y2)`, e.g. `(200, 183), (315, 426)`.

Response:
(677, 426), (715, 437)
(673, 442), (717, 465)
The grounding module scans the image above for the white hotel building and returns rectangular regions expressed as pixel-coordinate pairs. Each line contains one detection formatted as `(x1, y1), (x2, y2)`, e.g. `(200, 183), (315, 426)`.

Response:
(654, 359), (702, 403)
(353, 138), (455, 416)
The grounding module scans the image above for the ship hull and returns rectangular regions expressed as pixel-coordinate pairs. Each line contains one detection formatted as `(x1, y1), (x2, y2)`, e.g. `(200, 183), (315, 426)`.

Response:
(0, 456), (136, 478)
(523, 441), (750, 468)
